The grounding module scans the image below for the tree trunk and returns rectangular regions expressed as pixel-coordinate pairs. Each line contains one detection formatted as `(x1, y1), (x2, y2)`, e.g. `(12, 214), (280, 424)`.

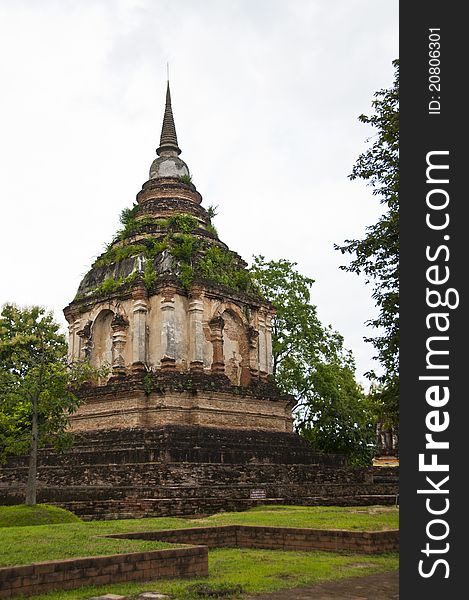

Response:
(25, 394), (38, 506)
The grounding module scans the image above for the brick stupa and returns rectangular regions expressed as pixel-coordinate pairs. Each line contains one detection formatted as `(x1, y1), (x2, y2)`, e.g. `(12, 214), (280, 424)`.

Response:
(63, 82), (292, 434)
(0, 84), (398, 517)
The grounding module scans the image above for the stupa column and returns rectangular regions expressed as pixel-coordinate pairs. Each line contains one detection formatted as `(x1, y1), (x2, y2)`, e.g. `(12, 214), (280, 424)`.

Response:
(248, 325), (260, 378)
(160, 286), (176, 371)
(258, 311), (267, 379)
(68, 317), (81, 362)
(265, 312), (273, 376)
(111, 314), (129, 377)
(189, 290), (204, 372)
(132, 285), (148, 372)
(209, 316), (225, 374)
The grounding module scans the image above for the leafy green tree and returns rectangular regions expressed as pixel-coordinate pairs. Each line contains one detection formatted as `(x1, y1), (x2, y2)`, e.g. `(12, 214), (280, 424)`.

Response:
(0, 304), (102, 505)
(250, 257), (377, 465)
(335, 60), (399, 426)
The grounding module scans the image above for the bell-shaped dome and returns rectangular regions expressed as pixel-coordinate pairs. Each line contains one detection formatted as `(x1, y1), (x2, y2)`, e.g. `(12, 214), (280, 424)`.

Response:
(149, 154), (189, 179)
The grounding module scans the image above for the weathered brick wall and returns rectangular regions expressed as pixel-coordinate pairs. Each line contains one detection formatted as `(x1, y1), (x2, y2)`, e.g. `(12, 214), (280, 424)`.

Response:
(0, 475), (397, 520)
(0, 426), (398, 519)
(108, 525), (399, 554)
(47, 491), (398, 521)
(0, 546), (208, 600)
(235, 526), (399, 553)
(1, 426), (346, 469)
(372, 466), (399, 483)
(68, 372), (294, 433)
(111, 526), (238, 548)
(0, 462), (370, 490)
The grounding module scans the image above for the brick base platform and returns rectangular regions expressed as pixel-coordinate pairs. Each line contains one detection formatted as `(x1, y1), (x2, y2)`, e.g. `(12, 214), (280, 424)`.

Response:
(0, 426), (399, 519)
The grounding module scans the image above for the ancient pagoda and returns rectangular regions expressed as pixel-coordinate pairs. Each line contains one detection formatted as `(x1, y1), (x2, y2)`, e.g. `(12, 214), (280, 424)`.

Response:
(63, 82), (292, 434)
(0, 84), (398, 518)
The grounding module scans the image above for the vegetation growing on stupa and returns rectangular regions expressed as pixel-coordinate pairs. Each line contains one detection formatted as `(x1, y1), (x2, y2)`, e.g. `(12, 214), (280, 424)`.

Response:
(75, 202), (259, 300)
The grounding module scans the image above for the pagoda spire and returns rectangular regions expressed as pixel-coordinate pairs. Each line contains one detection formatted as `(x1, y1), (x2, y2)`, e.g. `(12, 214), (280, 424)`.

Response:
(157, 81), (181, 156)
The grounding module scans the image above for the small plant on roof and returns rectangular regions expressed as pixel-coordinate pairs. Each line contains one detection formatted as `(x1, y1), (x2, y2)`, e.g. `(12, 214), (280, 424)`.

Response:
(207, 204), (219, 220)
(143, 260), (157, 290)
(205, 223), (218, 237)
(179, 263), (195, 291)
(179, 173), (193, 185)
(168, 214), (199, 234)
(170, 233), (200, 263)
(119, 202), (139, 226)
(98, 277), (122, 294)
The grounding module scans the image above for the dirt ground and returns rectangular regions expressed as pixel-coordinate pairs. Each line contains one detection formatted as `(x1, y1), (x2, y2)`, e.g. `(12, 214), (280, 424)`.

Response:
(244, 571), (399, 600)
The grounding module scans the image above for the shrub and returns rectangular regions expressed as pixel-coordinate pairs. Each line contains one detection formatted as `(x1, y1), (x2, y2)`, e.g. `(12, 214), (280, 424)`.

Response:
(93, 244), (147, 268)
(179, 263), (194, 291)
(207, 204), (219, 220)
(168, 214), (199, 233)
(119, 202), (139, 226)
(170, 234), (200, 262)
(205, 223), (218, 237)
(143, 260), (157, 290)
(179, 173), (193, 185)
(98, 277), (122, 294)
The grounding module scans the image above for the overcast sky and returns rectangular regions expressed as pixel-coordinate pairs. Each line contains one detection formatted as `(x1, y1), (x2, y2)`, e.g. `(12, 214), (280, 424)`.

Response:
(0, 0), (398, 384)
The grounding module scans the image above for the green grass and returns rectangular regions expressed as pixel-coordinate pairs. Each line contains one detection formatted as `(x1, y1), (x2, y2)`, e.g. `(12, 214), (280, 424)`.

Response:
(0, 517), (186, 567)
(195, 504), (399, 531)
(0, 505), (399, 599)
(0, 504), (81, 528)
(0, 505), (398, 568)
(19, 548), (399, 600)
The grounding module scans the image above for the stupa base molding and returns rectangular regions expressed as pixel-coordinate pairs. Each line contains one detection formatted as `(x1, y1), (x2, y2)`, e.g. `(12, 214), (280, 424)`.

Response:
(69, 371), (295, 433)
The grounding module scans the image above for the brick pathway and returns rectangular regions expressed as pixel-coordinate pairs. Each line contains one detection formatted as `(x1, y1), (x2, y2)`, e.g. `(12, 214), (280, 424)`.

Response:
(244, 571), (399, 600)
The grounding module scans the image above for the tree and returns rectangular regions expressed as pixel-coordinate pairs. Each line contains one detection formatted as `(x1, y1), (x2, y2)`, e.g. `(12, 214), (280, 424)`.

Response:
(335, 60), (399, 426)
(250, 257), (377, 465)
(0, 304), (101, 505)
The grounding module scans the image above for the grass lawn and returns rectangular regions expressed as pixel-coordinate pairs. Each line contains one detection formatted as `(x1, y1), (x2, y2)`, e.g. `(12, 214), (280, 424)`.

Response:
(21, 548), (399, 600)
(0, 504), (81, 528)
(194, 504), (399, 531)
(0, 504), (399, 568)
(0, 505), (399, 599)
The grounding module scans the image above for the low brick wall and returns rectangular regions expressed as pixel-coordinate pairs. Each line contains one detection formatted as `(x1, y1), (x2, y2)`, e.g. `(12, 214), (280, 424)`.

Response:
(0, 526), (398, 599)
(108, 524), (399, 554)
(236, 526), (399, 554)
(0, 546), (208, 600)
(112, 526), (238, 548)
